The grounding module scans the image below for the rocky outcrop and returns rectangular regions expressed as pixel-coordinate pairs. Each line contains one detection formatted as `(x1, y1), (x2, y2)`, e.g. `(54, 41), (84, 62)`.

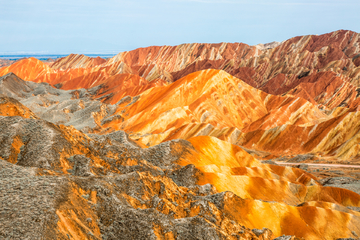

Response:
(2, 30), (360, 239)
(0, 72), (119, 132)
(0, 101), (359, 239)
(51, 54), (106, 70)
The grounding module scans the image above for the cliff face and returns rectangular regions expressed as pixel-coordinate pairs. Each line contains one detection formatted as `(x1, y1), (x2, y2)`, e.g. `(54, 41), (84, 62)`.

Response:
(1, 30), (360, 239)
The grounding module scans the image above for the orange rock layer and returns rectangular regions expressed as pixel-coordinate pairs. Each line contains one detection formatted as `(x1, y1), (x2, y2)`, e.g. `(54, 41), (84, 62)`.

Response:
(1, 30), (360, 109)
(1, 30), (360, 239)
(0, 108), (359, 239)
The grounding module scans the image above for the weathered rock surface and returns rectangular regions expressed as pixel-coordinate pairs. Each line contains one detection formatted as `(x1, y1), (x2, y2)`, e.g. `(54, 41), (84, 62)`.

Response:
(1, 30), (360, 239)
(320, 177), (360, 195)
(0, 58), (15, 67)
(105, 69), (326, 146)
(0, 72), (117, 132)
(51, 54), (106, 70)
(2, 30), (360, 112)
(0, 101), (359, 239)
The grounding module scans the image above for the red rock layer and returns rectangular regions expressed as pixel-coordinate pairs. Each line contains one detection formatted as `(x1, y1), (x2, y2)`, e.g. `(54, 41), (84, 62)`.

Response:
(89, 73), (167, 104)
(285, 71), (360, 108)
(105, 42), (260, 82)
(101, 69), (326, 145)
(93, 68), (360, 161)
(166, 30), (360, 108)
(1, 32), (360, 237)
(0, 58), (159, 104)
(236, 109), (360, 160)
(2, 54), (360, 161)
(2, 30), (360, 110)
(51, 54), (106, 69)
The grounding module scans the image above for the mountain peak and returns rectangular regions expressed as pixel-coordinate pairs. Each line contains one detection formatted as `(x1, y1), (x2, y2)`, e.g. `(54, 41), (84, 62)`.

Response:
(1, 30), (360, 239)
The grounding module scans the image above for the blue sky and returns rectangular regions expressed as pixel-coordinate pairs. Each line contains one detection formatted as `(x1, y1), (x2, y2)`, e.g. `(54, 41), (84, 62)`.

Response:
(0, 0), (359, 54)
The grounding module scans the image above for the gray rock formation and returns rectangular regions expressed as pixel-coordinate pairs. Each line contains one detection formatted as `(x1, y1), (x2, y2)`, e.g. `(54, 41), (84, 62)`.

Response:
(0, 72), (116, 132)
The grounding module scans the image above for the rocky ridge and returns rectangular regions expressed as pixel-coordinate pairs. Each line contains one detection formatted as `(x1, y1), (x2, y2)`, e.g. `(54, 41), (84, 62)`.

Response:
(0, 97), (359, 239)
(1, 30), (360, 239)
(1, 30), (360, 110)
